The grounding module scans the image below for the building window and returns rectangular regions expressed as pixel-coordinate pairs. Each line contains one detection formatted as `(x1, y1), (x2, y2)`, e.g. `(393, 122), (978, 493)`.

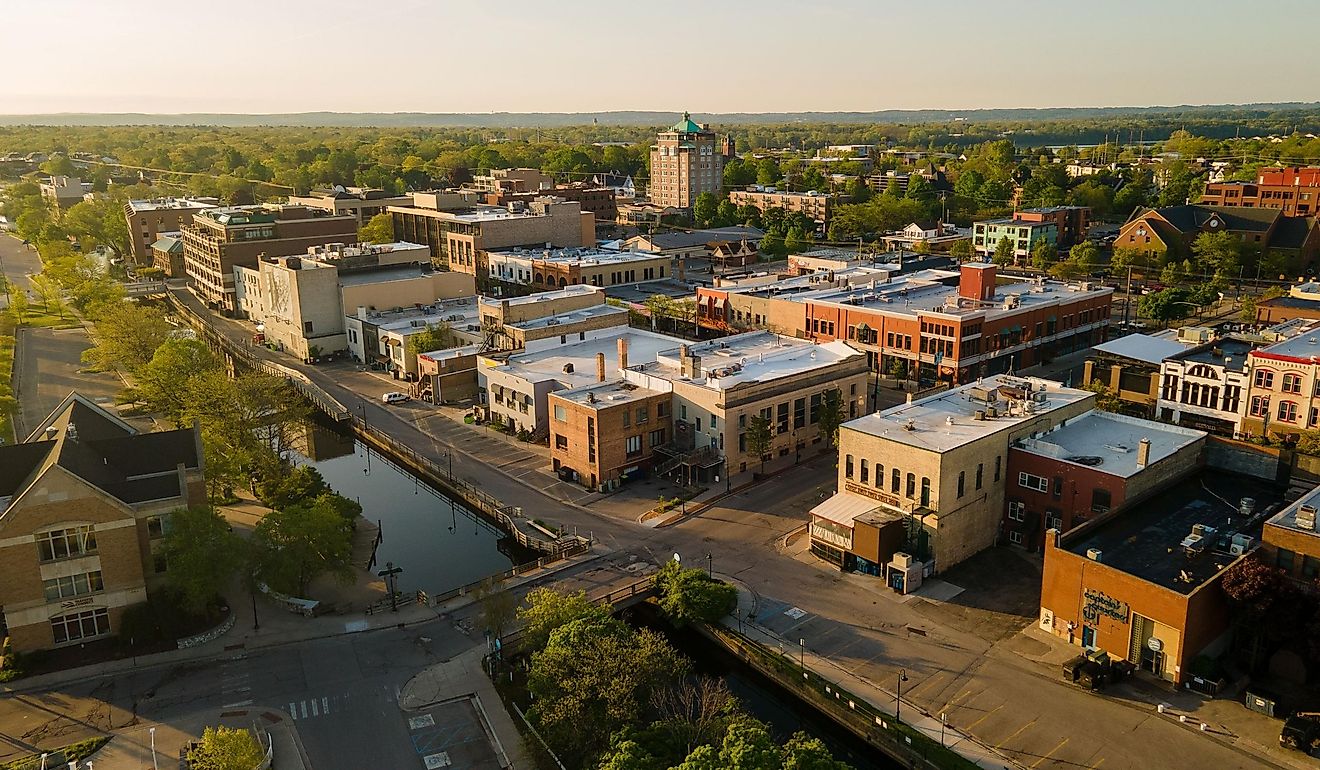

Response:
(146, 514), (170, 540)
(906, 473), (916, 499)
(1249, 395), (1270, 417)
(50, 608), (110, 645)
(637, 406), (648, 424)
(957, 471), (966, 498)
(1091, 488), (1112, 515)
(1283, 373), (1303, 393)
(1277, 548), (1296, 571)
(845, 454), (854, 479)
(860, 459), (869, 484)
(1254, 369), (1274, 389)
(43, 571), (104, 602)
(1007, 531), (1024, 545)
(303, 320), (314, 334)
(36, 526), (97, 562)
(554, 434), (568, 449)
(623, 410), (631, 428)
(650, 428), (666, 447)
(553, 405), (567, 422)
(626, 435), (643, 457)
(976, 463), (984, 490)
(777, 403), (789, 434)
(1008, 501), (1026, 521)
(892, 468), (901, 493)
(994, 455), (1001, 482)
(920, 477), (930, 506)
(874, 463), (884, 488)
(657, 402), (667, 417)
(793, 398), (806, 429)
(1018, 472), (1049, 493)
(1278, 400), (1299, 422)
(1052, 477), (1063, 498)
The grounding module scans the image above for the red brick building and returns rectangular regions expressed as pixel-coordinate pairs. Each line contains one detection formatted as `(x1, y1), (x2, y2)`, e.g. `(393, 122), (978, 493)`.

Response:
(1201, 167), (1320, 217)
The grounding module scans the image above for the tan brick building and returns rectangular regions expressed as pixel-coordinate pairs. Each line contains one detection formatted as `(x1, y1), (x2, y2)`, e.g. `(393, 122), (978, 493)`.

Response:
(649, 113), (732, 210)
(123, 197), (218, 266)
(548, 367), (674, 491)
(0, 394), (205, 653)
(728, 188), (834, 225)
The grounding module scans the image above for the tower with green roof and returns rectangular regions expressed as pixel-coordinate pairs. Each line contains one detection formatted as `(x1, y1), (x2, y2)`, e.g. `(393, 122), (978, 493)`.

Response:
(650, 112), (730, 211)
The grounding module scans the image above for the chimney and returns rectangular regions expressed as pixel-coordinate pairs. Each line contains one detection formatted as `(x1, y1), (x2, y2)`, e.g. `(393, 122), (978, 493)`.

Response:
(596, 352), (606, 382)
(1137, 437), (1152, 468)
(677, 258), (686, 282)
(618, 337), (629, 371)
(959, 262), (996, 301)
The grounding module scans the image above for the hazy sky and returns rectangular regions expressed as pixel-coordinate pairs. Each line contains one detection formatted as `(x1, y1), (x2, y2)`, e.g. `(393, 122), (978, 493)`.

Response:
(4, 0), (1316, 114)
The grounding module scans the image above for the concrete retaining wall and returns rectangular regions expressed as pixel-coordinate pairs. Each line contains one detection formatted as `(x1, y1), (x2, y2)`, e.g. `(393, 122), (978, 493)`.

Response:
(176, 609), (235, 650)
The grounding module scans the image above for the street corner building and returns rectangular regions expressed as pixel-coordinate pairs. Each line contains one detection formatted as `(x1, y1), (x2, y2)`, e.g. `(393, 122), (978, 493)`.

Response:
(0, 394), (205, 653)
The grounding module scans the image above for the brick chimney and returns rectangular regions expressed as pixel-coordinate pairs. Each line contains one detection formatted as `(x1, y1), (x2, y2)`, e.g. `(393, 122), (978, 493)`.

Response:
(618, 337), (629, 371)
(1137, 437), (1151, 468)
(596, 352), (606, 382)
(959, 262), (996, 301)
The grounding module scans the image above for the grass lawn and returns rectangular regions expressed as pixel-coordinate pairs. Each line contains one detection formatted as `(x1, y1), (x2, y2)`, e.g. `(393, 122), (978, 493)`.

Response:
(0, 736), (109, 769)
(0, 311), (15, 444)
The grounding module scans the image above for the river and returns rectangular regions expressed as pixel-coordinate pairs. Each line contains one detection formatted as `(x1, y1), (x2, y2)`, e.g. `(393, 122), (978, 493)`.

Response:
(295, 422), (526, 596)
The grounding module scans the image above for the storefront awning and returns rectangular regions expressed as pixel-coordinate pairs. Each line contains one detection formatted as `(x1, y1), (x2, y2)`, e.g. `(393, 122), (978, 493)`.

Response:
(810, 492), (883, 528)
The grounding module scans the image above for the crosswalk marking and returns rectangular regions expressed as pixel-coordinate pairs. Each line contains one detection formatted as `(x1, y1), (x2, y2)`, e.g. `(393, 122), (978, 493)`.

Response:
(300, 701), (308, 719)
(311, 699), (319, 717)
(322, 696), (329, 714)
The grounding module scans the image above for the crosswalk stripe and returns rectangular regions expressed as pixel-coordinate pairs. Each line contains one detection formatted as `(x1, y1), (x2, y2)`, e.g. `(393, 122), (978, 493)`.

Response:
(288, 702), (296, 718)
(300, 701), (308, 719)
(311, 699), (319, 717)
(322, 697), (329, 714)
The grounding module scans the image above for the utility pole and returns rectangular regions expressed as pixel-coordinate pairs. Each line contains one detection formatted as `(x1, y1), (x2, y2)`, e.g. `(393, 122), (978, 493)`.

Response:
(378, 561), (404, 612)
(1123, 264), (1134, 328)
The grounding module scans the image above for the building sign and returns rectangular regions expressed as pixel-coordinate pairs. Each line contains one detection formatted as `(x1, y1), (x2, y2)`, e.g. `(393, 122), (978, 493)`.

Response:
(1082, 588), (1129, 624)
(60, 597), (94, 610)
(844, 482), (901, 509)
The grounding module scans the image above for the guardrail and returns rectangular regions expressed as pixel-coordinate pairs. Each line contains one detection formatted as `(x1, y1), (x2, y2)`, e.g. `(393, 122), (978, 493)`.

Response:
(427, 540), (592, 607)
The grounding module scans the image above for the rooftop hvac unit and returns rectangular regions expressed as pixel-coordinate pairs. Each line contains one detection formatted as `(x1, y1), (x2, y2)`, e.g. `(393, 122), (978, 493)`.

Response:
(1086, 549), (1103, 562)
(1297, 504), (1318, 531)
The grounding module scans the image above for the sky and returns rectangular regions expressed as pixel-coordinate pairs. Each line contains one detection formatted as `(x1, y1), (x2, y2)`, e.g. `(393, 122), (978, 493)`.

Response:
(3, 0), (1317, 115)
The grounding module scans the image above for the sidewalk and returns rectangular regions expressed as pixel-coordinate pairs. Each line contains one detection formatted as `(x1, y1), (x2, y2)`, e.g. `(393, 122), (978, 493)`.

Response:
(718, 574), (1021, 770)
(88, 707), (309, 770)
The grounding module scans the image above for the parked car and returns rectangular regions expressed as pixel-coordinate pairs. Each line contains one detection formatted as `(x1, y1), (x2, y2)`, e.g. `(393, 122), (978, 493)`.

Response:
(1281, 712), (1320, 753)
(381, 392), (410, 404)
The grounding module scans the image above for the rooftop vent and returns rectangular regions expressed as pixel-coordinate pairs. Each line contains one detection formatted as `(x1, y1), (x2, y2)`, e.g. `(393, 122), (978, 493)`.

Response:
(562, 362), (574, 374)
(1086, 549), (1103, 562)
(1297, 504), (1317, 531)
(903, 418), (916, 432)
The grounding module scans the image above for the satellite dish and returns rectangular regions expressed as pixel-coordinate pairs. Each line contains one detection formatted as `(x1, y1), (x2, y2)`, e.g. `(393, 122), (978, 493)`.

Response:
(673, 553), (681, 562)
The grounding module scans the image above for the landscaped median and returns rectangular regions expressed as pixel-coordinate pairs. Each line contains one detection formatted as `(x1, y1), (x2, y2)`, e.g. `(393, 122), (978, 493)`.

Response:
(0, 737), (108, 770)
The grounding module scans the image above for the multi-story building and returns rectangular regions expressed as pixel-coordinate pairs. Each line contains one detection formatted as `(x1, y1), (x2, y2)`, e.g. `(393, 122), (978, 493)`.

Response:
(0, 393), (205, 652)
(728, 187), (835, 226)
(548, 373), (675, 492)
(1040, 473), (1279, 685)
(486, 246), (671, 290)
(1260, 485), (1320, 585)
(1115, 204), (1319, 263)
(1253, 281), (1320, 324)
(150, 233), (185, 278)
(181, 205), (357, 314)
(234, 242), (473, 361)
(1157, 336), (1259, 436)
(866, 168), (950, 195)
(1084, 331), (1198, 418)
(346, 297), (482, 381)
(1240, 322), (1320, 438)
(289, 187), (412, 226)
(485, 183), (617, 222)
(388, 197), (593, 275)
(123, 197), (219, 266)
(623, 226), (764, 259)
(1200, 167), (1320, 217)
(1006, 411), (1206, 552)
(810, 375), (1095, 575)
(478, 285), (628, 352)
(649, 113), (731, 210)
(700, 261), (1113, 385)
(39, 175), (92, 210)
(972, 207), (1090, 260)
(469, 168), (554, 194)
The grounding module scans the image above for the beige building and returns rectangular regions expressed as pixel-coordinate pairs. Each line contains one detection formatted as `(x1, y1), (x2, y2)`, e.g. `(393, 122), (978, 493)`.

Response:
(347, 298), (483, 381)
(0, 394), (206, 652)
(470, 168), (554, 194)
(729, 187), (834, 225)
(235, 242), (473, 361)
(811, 375), (1094, 576)
(39, 175), (92, 209)
(123, 197), (219, 266)
(289, 187), (412, 226)
(181, 205), (358, 313)
(478, 285), (628, 352)
(649, 113), (731, 210)
(1241, 323), (1320, 438)
(486, 246), (672, 289)
(389, 197), (593, 275)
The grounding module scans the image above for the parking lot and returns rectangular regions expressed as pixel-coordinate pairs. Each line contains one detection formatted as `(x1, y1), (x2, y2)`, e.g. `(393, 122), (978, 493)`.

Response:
(405, 697), (505, 770)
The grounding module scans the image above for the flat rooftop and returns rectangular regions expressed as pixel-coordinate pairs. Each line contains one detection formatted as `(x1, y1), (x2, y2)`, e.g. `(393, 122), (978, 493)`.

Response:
(1255, 324), (1320, 360)
(1092, 333), (1191, 365)
(1265, 484), (1320, 542)
(844, 374), (1093, 453)
(1173, 337), (1258, 369)
(1065, 472), (1284, 594)
(490, 246), (669, 266)
(481, 285), (602, 308)
(604, 279), (697, 304)
(1014, 411), (1205, 478)
(637, 331), (863, 392)
(337, 264), (434, 287)
(489, 329), (684, 387)
(127, 197), (219, 212)
(508, 303), (629, 331)
(361, 298), (480, 332)
(552, 378), (665, 409)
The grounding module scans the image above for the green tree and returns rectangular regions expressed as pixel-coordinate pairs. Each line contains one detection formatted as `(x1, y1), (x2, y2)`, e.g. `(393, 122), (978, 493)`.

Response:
(517, 587), (613, 653)
(782, 733), (851, 770)
(1192, 231), (1244, 277)
(7, 288), (28, 324)
(746, 415), (772, 475)
(62, 198), (130, 258)
(28, 273), (62, 316)
(186, 726), (265, 770)
(692, 192), (720, 228)
(253, 496), (354, 596)
(1110, 246), (1151, 275)
(755, 159), (780, 187)
(1069, 240), (1100, 273)
(1029, 238), (1058, 270)
(257, 465), (328, 510)
(1138, 287), (1193, 327)
(406, 321), (455, 355)
(1084, 380), (1123, 412)
(82, 300), (173, 374)
(161, 506), (247, 613)
(474, 577), (518, 641)
(782, 226), (809, 255)
(653, 560), (737, 627)
(758, 232), (785, 258)
(948, 238), (974, 261)
(358, 211), (394, 244)
(992, 235), (1015, 266)
(816, 388), (844, 448)
(715, 200), (738, 228)
(128, 338), (223, 424)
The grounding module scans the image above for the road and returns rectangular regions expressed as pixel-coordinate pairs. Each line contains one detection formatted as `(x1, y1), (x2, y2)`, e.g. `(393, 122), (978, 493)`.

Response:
(0, 233), (41, 294)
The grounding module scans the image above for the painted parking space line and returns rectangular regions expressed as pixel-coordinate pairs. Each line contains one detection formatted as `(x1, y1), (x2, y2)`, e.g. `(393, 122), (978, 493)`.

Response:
(963, 702), (1003, 731)
(1028, 737), (1069, 768)
(993, 716), (1037, 749)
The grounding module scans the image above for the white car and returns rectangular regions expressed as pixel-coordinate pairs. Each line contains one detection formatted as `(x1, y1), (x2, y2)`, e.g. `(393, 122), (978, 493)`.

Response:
(381, 392), (410, 404)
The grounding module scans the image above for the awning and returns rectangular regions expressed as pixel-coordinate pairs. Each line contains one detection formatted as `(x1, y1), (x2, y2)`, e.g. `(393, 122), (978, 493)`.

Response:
(809, 492), (883, 528)
(713, 297), (726, 309)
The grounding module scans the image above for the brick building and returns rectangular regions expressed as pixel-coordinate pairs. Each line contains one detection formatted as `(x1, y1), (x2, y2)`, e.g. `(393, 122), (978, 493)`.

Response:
(123, 197), (219, 266)
(0, 394), (205, 653)
(485, 246), (671, 290)
(649, 113), (733, 210)
(728, 187), (835, 226)
(1260, 486), (1320, 584)
(1115, 204), (1319, 263)
(485, 183), (617, 222)
(548, 367), (674, 492)
(1006, 411), (1206, 552)
(1040, 475), (1280, 684)
(181, 205), (358, 314)
(1200, 167), (1320, 217)
(1240, 323), (1320, 438)
(811, 376), (1095, 575)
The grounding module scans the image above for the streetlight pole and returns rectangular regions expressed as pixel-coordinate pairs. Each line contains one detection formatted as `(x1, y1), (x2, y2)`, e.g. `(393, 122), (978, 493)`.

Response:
(149, 727), (158, 770)
(250, 577), (260, 631)
(896, 669), (909, 722)
(799, 638), (805, 671)
(378, 561), (404, 612)
(705, 553), (712, 579)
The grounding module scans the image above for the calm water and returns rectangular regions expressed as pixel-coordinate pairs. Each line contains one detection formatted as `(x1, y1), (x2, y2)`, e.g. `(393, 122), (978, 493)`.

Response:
(298, 428), (521, 595)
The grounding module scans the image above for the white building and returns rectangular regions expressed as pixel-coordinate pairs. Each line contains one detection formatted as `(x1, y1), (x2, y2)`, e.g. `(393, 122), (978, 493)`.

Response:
(1157, 337), (1257, 437)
